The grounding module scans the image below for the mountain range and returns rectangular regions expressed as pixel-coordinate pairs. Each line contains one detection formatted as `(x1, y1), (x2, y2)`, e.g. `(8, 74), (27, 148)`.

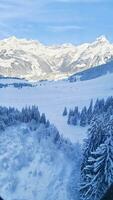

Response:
(0, 35), (113, 81)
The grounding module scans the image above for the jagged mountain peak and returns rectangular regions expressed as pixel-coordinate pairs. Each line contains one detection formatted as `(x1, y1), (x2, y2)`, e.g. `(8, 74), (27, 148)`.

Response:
(0, 36), (113, 81)
(95, 35), (109, 44)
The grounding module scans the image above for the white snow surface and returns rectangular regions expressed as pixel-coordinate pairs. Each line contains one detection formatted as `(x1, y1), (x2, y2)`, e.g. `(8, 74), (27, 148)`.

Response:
(0, 73), (113, 200)
(0, 124), (80, 200)
(0, 35), (113, 80)
(0, 73), (113, 143)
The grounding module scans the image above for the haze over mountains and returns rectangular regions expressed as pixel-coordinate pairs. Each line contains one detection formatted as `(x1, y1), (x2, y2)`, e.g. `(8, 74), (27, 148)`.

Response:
(0, 35), (113, 81)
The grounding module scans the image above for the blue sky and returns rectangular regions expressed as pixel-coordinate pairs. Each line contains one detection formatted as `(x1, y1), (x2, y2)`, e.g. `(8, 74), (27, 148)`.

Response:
(0, 0), (113, 44)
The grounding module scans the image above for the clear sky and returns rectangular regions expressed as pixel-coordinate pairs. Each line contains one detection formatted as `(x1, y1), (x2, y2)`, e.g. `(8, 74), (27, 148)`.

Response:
(0, 0), (113, 44)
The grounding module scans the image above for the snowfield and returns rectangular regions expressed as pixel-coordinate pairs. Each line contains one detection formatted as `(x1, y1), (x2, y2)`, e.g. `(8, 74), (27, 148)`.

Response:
(0, 73), (113, 143)
(0, 124), (80, 200)
(0, 72), (113, 200)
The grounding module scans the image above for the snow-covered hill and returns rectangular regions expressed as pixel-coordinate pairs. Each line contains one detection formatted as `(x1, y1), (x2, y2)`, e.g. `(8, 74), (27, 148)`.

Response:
(69, 60), (113, 82)
(0, 35), (113, 81)
(0, 109), (80, 200)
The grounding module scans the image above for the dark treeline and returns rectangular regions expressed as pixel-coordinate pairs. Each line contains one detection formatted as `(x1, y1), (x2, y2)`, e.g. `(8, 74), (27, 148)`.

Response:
(63, 96), (113, 127)
(0, 105), (49, 131)
(0, 82), (33, 89)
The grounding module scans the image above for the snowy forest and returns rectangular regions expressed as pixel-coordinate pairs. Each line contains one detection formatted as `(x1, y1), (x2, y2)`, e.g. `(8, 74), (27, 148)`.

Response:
(0, 105), (76, 155)
(0, 105), (78, 161)
(0, 96), (113, 199)
(0, 105), (80, 200)
(63, 96), (113, 127)
(0, 106), (49, 131)
(80, 108), (113, 200)
(62, 96), (113, 200)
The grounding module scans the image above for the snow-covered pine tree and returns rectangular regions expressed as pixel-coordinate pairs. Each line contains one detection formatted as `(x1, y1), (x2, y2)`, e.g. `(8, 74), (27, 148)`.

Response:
(87, 99), (93, 124)
(74, 106), (79, 119)
(104, 96), (113, 112)
(40, 113), (46, 124)
(46, 119), (50, 128)
(0, 120), (5, 131)
(30, 105), (40, 122)
(81, 117), (113, 200)
(93, 98), (100, 115)
(67, 109), (74, 124)
(67, 106), (80, 125)
(99, 98), (105, 113)
(80, 106), (87, 127)
(70, 115), (78, 125)
(81, 116), (105, 174)
(80, 137), (113, 200)
(63, 107), (68, 116)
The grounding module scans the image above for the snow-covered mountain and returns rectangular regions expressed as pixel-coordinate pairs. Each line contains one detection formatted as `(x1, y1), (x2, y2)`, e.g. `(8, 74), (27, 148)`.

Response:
(0, 35), (113, 81)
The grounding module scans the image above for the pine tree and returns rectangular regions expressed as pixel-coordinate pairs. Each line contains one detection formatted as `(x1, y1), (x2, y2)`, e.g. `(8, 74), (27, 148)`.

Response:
(104, 96), (113, 112)
(81, 138), (113, 200)
(70, 115), (78, 125)
(87, 99), (93, 124)
(81, 118), (113, 200)
(99, 99), (105, 113)
(67, 109), (74, 124)
(93, 99), (100, 115)
(40, 113), (46, 124)
(80, 106), (87, 127)
(74, 106), (79, 119)
(46, 120), (50, 128)
(63, 107), (67, 116)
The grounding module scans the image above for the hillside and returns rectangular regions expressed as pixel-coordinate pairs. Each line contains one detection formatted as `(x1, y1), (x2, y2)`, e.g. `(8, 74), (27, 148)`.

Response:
(0, 106), (80, 200)
(69, 60), (113, 82)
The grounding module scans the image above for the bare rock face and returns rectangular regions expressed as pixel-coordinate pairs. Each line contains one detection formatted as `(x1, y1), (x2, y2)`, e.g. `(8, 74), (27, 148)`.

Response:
(0, 36), (113, 81)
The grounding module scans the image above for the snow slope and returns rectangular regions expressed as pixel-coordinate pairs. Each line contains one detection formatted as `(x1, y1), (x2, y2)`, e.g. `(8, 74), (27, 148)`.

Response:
(69, 60), (113, 82)
(0, 69), (113, 200)
(0, 36), (113, 81)
(0, 73), (113, 143)
(0, 124), (80, 200)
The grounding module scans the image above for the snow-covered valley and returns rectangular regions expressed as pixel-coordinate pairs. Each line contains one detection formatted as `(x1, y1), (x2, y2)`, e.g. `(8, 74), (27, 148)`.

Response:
(0, 71), (113, 200)
(0, 73), (113, 142)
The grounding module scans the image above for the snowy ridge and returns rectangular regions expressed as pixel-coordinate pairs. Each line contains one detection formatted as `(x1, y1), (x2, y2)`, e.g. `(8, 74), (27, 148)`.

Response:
(0, 36), (113, 80)
(69, 60), (113, 82)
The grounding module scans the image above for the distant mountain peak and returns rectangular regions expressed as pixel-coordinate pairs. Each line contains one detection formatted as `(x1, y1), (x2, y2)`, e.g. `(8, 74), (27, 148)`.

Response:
(96, 35), (109, 43)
